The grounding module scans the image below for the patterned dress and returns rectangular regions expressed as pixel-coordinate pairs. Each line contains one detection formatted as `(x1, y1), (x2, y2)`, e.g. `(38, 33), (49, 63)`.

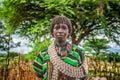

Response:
(33, 42), (89, 80)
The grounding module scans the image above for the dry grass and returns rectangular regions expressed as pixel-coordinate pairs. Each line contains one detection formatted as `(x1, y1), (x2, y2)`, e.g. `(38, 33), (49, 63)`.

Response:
(0, 56), (120, 80)
(0, 60), (41, 80)
(87, 56), (120, 80)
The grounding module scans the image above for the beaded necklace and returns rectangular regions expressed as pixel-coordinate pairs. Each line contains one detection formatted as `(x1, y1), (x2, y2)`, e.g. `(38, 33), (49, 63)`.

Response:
(48, 41), (88, 80)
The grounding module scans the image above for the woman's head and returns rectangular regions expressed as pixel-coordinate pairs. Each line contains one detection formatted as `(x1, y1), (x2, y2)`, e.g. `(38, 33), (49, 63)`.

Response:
(50, 16), (72, 35)
(50, 16), (72, 43)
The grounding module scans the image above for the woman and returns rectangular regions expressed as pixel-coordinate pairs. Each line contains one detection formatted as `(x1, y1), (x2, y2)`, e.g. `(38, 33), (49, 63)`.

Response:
(33, 16), (89, 80)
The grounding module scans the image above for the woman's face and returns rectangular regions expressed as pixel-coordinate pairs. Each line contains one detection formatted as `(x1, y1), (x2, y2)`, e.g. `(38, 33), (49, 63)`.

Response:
(53, 23), (69, 42)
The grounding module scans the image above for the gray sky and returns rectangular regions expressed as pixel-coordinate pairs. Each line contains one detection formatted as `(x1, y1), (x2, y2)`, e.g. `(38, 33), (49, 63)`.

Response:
(9, 35), (32, 54)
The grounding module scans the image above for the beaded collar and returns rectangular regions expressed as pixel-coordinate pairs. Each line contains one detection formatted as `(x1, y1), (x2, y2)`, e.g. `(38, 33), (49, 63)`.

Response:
(48, 41), (88, 80)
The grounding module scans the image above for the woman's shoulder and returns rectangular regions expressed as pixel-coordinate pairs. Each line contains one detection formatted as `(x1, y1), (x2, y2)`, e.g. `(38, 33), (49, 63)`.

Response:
(40, 47), (48, 55)
(72, 44), (84, 52)
(39, 47), (50, 61)
(72, 44), (85, 61)
(40, 47), (48, 51)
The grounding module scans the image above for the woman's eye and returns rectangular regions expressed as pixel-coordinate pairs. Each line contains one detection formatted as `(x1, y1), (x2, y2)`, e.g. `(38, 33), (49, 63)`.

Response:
(62, 26), (67, 30)
(62, 27), (66, 30)
(54, 26), (60, 30)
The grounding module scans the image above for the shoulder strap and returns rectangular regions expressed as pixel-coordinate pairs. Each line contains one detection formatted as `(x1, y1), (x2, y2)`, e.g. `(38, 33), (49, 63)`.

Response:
(47, 61), (51, 80)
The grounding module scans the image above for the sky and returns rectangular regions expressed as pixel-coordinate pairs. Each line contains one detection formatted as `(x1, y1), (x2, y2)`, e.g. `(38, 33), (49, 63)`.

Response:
(9, 35), (33, 54)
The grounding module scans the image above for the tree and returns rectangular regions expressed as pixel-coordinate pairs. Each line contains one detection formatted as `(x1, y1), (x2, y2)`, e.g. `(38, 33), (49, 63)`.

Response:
(0, 20), (20, 80)
(0, 21), (20, 53)
(83, 38), (109, 55)
(0, 0), (120, 46)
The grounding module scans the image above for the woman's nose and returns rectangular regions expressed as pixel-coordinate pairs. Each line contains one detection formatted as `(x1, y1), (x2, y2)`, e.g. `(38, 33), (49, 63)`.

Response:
(58, 28), (63, 32)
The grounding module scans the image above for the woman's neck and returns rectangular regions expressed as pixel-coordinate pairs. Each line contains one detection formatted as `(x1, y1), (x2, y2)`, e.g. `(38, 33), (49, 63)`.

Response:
(55, 40), (67, 47)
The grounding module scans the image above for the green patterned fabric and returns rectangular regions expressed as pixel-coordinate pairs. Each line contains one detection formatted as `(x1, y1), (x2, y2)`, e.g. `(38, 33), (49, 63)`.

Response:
(63, 57), (78, 67)
(32, 43), (85, 80)
(70, 51), (80, 61)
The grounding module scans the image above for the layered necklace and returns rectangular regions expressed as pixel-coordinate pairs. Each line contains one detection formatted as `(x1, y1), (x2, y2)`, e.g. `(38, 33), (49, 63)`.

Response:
(48, 41), (88, 80)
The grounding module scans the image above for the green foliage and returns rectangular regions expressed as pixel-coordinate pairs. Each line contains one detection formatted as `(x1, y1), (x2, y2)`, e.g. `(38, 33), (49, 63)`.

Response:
(106, 53), (120, 62)
(9, 52), (19, 58)
(0, 0), (120, 46)
(23, 40), (50, 62)
(84, 38), (109, 55)
(0, 0), (27, 35)
(0, 54), (7, 62)
(33, 39), (50, 54)
(0, 53), (7, 57)
(0, 21), (9, 51)
(92, 53), (120, 63)
(24, 53), (34, 62)
(0, 52), (18, 62)
(0, 20), (20, 52)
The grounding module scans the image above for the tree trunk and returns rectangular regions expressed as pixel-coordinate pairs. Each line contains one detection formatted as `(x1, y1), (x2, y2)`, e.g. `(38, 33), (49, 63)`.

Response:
(5, 35), (10, 80)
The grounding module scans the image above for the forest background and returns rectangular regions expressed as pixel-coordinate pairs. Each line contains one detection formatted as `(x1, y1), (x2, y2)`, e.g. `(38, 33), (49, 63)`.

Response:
(0, 0), (120, 80)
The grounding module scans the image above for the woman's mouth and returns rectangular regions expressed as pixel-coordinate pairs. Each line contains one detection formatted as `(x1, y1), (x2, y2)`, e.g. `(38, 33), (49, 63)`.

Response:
(56, 33), (64, 37)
